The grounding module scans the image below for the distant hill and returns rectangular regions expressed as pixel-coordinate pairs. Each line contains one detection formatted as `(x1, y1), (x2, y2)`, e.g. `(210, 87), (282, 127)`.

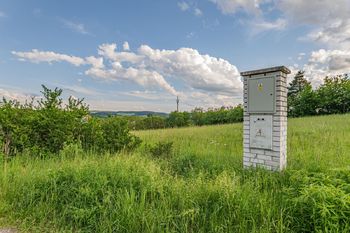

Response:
(90, 111), (169, 118)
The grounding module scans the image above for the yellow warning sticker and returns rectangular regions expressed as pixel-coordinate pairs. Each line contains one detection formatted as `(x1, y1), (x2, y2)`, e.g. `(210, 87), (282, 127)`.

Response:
(257, 83), (263, 91)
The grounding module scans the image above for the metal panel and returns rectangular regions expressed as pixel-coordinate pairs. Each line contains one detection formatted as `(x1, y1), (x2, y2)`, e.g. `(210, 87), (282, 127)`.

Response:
(248, 76), (275, 113)
(250, 115), (273, 150)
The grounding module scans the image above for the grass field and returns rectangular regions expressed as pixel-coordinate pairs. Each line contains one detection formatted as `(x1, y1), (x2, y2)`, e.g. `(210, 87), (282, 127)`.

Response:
(1, 114), (350, 232)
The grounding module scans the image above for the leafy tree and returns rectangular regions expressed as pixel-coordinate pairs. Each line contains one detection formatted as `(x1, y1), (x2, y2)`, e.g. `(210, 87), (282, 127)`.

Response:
(317, 75), (350, 114)
(288, 70), (310, 97)
(166, 111), (191, 128)
(0, 99), (29, 156)
(288, 85), (318, 117)
(191, 107), (205, 126)
(287, 71), (316, 117)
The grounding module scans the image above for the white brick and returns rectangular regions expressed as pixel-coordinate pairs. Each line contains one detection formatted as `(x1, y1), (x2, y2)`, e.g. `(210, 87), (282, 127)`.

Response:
(251, 158), (264, 164)
(267, 151), (278, 156)
(251, 148), (265, 154)
(243, 157), (251, 162)
(243, 161), (253, 167)
(265, 160), (279, 167)
(257, 154), (272, 161)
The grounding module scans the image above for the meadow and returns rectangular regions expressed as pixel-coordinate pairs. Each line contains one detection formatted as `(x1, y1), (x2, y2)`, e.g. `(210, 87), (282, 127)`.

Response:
(0, 114), (350, 232)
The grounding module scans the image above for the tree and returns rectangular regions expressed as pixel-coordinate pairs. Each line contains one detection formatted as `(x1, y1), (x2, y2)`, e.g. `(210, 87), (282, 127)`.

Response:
(288, 70), (310, 97)
(191, 107), (205, 126)
(316, 75), (350, 114)
(287, 70), (314, 116)
(288, 85), (318, 117)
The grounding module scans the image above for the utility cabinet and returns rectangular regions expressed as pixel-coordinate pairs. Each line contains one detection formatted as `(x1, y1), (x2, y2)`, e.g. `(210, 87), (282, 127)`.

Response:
(241, 66), (290, 171)
(248, 76), (275, 113)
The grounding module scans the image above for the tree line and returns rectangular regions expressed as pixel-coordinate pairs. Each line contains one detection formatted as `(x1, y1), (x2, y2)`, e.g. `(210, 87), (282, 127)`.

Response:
(287, 71), (350, 117)
(117, 105), (243, 130)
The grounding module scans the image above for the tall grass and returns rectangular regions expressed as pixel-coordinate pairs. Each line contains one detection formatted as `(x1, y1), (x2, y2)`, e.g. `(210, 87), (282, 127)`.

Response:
(1, 114), (350, 232)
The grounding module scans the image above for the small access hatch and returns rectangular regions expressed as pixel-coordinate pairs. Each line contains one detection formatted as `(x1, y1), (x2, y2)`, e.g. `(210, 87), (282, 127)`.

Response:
(249, 115), (273, 150)
(248, 76), (275, 113)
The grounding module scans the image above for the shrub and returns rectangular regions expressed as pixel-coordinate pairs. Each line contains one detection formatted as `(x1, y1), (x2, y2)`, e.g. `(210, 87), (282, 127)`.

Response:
(81, 117), (141, 153)
(148, 141), (173, 158)
(0, 85), (141, 157)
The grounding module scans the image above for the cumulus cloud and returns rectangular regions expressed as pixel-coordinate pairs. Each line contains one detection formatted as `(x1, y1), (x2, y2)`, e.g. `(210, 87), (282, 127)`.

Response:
(85, 56), (104, 69)
(296, 49), (350, 86)
(123, 41), (130, 51)
(12, 42), (243, 107)
(137, 45), (241, 94)
(12, 49), (86, 66)
(98, 43), (143, 63)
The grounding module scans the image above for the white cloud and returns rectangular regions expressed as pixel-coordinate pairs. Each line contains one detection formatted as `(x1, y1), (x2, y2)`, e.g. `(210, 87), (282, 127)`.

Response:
(277, 0), (350, 49)
(12, 49), (86, 66)
(178, 2), (190, 11)
(61, 19), (89, 35)
(123, 41), (130, 51)
(0, 87), (39, 102)
(178, 2), (203, 17)
(12, 42), (243, 108)
(0, 11), (6, 18)
(60, 84), (100, 96)
(137, 45), (242, 94)
(296, 49), (350, 86)
(209, 0), (262, 15)
(305, 19), (350, 49)
(98, 43), (143, 63)
(278, 0), (350, 25)
(194, 8), (203, 17)
(272, 0), (350, 85)
(85, 56), (104, 69)
(250, 18), (287, 34)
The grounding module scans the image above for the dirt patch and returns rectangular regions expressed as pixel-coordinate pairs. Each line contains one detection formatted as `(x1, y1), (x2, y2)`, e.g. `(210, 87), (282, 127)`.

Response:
(0, 229), (17, 233)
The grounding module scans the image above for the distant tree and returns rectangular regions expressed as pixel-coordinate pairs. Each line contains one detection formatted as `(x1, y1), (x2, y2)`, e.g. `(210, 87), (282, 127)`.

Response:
(166, 111), (191, 128)
(288, 70), (310, 97)
(288, 70), (314, 116)
(191, 107), (205, 126)
(316, 75), (350, 114)
(288, 85), (318, 117)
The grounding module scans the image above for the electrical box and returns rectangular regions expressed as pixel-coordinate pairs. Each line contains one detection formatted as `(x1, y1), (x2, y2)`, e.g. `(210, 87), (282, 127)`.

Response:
(250, 115), (273, 150)
(248, 76), (275, 113)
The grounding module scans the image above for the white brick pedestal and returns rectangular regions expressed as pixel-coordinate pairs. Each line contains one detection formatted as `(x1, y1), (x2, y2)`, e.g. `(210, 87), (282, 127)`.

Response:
(241, 66), (290, 171)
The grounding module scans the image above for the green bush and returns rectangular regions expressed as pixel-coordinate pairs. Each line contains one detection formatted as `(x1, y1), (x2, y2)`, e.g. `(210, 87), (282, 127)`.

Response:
(0, 85), (141, 158)
(148, 141), (173, 158)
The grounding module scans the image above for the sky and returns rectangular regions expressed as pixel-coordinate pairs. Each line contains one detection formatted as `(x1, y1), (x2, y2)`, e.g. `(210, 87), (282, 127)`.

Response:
(1, 0), (350, 112)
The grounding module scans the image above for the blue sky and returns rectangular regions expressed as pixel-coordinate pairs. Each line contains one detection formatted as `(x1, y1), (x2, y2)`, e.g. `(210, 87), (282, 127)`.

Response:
(1, 0), (350, 112)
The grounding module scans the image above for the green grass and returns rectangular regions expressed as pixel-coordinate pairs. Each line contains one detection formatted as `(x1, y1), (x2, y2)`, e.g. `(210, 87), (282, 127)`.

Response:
(1, 114), (350, 232)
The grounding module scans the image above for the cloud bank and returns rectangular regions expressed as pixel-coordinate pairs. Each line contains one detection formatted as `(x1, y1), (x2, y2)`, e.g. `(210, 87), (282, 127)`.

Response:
(12, 43), (242, 107)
